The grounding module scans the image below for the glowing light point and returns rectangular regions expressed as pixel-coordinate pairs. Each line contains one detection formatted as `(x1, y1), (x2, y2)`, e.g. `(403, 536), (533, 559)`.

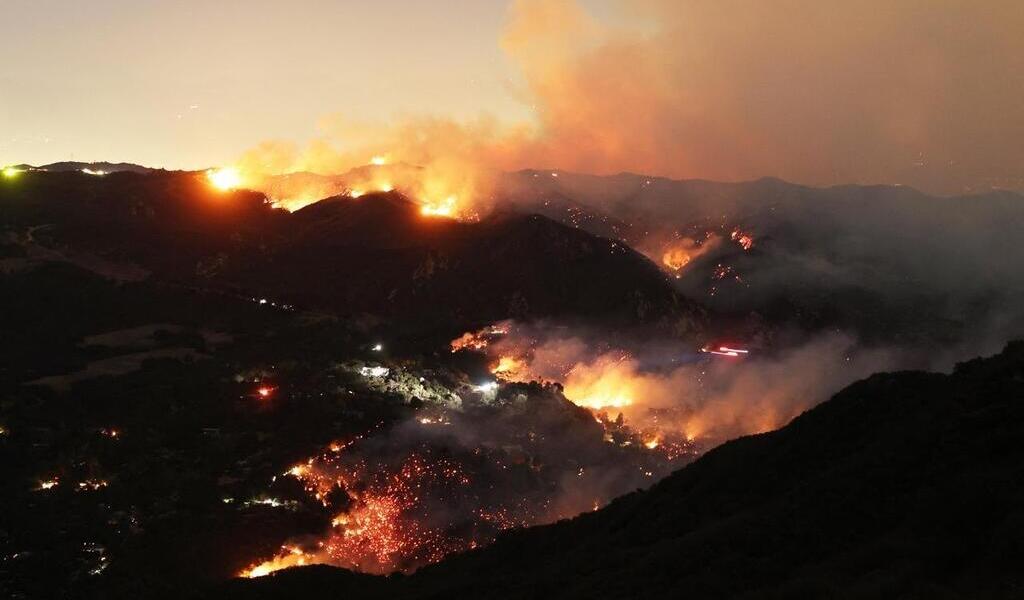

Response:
(257, 386), (273, 398)
(3, 167), (22, 179)
(206, 167), (241, 191)
(370, 155), (387, 166)
(37, 478), (59, 491)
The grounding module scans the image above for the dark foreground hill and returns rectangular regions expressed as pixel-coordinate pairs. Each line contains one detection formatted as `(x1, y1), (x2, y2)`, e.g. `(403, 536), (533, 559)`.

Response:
(216, 341), (1024, 599)
(0, 170), (700, 333)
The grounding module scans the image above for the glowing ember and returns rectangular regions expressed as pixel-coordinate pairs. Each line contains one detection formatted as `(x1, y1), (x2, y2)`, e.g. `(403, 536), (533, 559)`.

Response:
(37, 478), (59, 491)
(713, 264), (738, 280)
(451, 332), (489, 352)
(241, 440), (554, 578)
(731, 228), (754, 250)
(257, 386), (273, 398)
(349, 189), (365, 198)
(421, 196), (457, 218)
(562, 355), (637, 410)
(81, 168), (108, 176)
(241, 546), (309, 578)
(450, 323), (510, 353)
(662, 247), (691, 271)
(658, 236), (714, 274)
(206, 167), (242, 191)
(490, 355), (525, 378)
(77, 479), (109, 491)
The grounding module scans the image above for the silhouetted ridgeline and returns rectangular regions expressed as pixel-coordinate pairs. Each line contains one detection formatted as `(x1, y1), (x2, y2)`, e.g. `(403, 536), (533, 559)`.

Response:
(0, 170), (702, 334)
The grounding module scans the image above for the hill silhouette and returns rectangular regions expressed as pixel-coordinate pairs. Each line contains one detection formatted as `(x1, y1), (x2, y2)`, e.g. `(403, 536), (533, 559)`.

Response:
(0, 170), (701, 332)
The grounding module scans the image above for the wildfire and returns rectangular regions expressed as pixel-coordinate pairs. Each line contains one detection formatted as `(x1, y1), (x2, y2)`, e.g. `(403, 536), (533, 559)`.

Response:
(2, 166), (22, 179)
(241, 546), (309, 578)
(36, 478), (59, 491)
(450, 323), (510, 353)
(731, 228), (754, 250)
(451, 332), (489, 352)
(236, 343), (703, 580)
(241, 429), (590, 579)
(420, 196), (458, 218)
(370, 155), (388, 166)
(562, 355), (637, 410)
(257, 386), (274, 398)
(244, 447), (506, 577)
(662, 247), (691, 271)
(77, 479), (109, 491)
(206, 167), (242, 191)
(490, 355), (525, 378)
(658, 236), (716, 275)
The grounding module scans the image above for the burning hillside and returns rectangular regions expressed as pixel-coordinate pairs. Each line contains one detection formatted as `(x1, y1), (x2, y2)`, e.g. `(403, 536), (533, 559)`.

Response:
(220, 154), (488, 219)
(238, 375), (696, 578)
(448, 319), (903, 446)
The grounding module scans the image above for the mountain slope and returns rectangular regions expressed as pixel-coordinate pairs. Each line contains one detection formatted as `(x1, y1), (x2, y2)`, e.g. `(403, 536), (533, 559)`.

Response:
(0, 170), (701, 332)
(223, 192), (695, 328)
(503, 171), (1024, 344)
(219, 341), (1024, 599)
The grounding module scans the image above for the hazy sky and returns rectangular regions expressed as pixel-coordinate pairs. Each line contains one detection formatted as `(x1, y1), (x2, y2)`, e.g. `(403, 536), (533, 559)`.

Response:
(0, 0), (539, 168)
(2, 0), (1021, 194)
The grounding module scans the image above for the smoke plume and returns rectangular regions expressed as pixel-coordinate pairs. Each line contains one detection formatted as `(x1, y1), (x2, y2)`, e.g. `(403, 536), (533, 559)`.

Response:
(236, 0), (1023, 205)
